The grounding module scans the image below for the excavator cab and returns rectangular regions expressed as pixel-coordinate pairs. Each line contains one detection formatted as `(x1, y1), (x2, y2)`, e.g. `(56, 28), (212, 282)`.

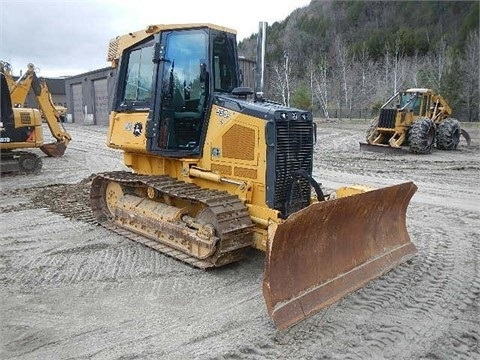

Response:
(1, 72), (14, 129)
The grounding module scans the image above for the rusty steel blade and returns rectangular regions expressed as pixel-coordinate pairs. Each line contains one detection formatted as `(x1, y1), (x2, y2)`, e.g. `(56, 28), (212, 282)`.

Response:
(40, 141), (67, 157)
(359, 142), (408, 154)
(263, 181), (418, 330)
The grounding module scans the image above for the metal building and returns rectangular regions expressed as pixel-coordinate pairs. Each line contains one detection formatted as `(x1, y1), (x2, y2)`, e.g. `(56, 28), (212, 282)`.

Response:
(64, 67), (116, 125)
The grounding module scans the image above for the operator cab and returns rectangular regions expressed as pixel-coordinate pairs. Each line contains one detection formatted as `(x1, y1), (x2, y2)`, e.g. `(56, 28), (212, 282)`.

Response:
(0, 72), (14, 129)
(114, 26), (240, 157)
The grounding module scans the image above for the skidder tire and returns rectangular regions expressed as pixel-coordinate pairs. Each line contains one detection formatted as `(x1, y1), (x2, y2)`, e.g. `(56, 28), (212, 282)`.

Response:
(408, 117), (436, 154)
(436, 118), (461, 150)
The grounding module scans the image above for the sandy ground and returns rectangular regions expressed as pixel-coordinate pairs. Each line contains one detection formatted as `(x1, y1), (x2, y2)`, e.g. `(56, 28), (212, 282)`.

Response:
(1, 121), (479, 360)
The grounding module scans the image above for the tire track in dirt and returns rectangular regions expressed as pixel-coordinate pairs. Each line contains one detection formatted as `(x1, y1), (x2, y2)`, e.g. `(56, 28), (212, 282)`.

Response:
(1, 122), (479, 359)
(213, 197), (480, 360)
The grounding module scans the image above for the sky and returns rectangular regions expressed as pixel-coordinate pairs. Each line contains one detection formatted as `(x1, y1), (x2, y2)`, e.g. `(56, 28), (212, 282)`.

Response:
(0, 0), (311, 77)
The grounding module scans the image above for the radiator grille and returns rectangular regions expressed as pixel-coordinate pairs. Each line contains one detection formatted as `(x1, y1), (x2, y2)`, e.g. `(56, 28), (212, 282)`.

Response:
(273, 119), (314, 217)
(378, 108), (397, 129)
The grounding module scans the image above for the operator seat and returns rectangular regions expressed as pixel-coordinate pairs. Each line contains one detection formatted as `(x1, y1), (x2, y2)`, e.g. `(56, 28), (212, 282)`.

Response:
(173, 94), (205, 148)
(175, 94), (205, 121)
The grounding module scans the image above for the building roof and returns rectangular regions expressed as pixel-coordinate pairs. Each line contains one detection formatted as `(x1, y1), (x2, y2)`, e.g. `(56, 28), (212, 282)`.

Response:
(43, 78), (66, 95)
(12, 75), (66, 95)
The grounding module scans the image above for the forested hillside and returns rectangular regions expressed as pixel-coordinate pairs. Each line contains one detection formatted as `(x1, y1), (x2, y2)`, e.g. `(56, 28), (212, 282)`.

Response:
(238, 0), (479, 121)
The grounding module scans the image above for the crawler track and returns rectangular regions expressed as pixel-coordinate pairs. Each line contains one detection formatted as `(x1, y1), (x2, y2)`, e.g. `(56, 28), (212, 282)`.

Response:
(0, 150), (42, 174)
(90, 171), (254, 269)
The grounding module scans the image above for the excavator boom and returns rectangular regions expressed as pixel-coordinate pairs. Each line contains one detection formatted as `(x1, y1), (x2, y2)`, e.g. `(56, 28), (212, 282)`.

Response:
(1, 61), (71, 158)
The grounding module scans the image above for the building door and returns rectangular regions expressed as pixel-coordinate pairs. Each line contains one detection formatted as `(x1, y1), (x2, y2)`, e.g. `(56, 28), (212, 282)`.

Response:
(93, 78), (109, 125)
(71, 83), (84, 123)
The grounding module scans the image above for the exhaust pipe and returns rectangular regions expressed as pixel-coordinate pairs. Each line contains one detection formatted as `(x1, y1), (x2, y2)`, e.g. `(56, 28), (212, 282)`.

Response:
(254, 21), (267, 101)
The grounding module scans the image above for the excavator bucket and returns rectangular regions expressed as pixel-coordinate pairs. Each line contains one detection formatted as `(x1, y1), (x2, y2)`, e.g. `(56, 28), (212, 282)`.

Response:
(263, 181), (417, 330)
(39, 141), (67, 157)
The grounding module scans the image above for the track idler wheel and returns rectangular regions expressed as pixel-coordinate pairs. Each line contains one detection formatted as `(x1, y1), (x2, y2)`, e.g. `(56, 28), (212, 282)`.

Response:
(19, 153), (42, 173)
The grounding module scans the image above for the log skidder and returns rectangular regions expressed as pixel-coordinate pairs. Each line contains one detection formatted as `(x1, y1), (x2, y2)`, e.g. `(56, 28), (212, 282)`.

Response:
(361, 88), (471, 154)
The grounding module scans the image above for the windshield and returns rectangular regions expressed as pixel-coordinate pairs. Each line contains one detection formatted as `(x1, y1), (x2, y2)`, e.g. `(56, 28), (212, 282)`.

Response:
(400, 93), (421, 114)
(212, 34), (238, 92)
(157, 29), (208, 151)
(121, 39), (155, 107)
(162, 30), (207, 110)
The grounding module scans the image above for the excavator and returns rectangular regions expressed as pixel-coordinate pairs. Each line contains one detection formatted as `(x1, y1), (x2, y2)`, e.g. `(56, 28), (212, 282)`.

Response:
(90, 22), (418, 330)
(0, 62), (71, 174)
(360, 88), (471, 154)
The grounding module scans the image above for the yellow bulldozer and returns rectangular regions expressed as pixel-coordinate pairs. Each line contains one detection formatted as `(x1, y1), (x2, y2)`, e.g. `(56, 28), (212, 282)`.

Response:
(90, 22), (418, 330)
(0, 62), (72, 173)
(360, 88), (471, 154)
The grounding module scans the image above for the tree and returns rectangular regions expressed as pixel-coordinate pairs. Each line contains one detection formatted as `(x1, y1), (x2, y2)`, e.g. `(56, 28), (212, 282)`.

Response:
(268, 52), (292, 107)
(291, 84), (311, 111)
(310, 56), (331, 119)
(459, 30), (480, 121)
(332, 34), (352, 118)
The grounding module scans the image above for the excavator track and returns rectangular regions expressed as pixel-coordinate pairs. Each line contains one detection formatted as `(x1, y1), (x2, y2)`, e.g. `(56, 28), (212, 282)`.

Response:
(90, 171), (254, 269)
(0, 151), (42, 174)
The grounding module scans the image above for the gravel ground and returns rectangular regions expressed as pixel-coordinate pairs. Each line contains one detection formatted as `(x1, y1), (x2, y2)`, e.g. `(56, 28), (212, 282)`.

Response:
(1, 121), (479, 360)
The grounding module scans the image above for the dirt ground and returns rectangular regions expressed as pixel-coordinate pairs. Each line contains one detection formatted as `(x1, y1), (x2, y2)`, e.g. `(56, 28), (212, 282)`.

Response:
(1, 121), (479, 360)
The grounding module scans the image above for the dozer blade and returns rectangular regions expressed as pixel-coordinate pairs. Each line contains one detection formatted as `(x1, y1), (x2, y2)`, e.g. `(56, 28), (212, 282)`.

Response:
(39, 141), (67, 157)
(359, 141), (409, 154)
(263, 181), (417, 330)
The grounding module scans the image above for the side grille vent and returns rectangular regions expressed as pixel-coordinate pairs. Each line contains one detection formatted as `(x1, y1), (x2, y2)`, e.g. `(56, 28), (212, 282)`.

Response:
(20, 112), (32, 124)
(222, 124), (255, 160)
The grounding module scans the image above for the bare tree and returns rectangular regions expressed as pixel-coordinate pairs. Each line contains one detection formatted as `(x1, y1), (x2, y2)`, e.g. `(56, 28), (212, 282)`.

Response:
(352, 43), (382, 110)
(423, 36), (452, 91)
(310, 56), (330, 119)
(333, 34), (352, 117)
(459, 30), (480, 121)
(405, 50), (424, 88)
(392, 37), (404, 93)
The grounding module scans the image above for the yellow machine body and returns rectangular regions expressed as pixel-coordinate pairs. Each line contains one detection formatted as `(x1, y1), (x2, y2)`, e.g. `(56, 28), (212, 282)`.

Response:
(90, 23), (418, 330)
(1, 61), (71, 159)
(1, 107), (44, 149)
(106, 103), (277, 250)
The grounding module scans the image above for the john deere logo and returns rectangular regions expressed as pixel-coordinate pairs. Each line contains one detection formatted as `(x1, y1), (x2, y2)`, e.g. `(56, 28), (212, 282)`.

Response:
(133, 122), (142, 137)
